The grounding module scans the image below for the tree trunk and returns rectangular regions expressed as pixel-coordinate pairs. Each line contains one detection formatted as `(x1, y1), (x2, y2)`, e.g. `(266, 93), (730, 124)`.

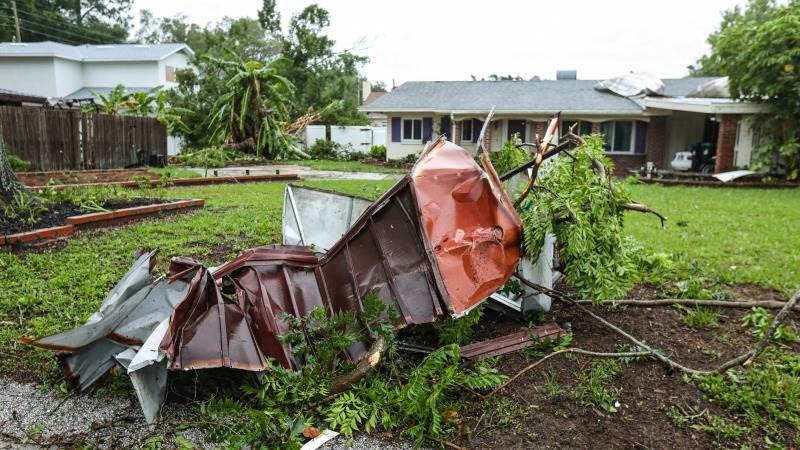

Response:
(0, 133), (29, 202)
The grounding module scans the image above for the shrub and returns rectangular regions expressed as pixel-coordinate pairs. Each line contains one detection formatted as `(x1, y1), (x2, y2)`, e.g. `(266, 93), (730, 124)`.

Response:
(490, 140), (529, 176)
(368, 145), (386, 160)
(8, 154), (30, 172)
(307, 140), (339, 160)
(401, 153), (418, 164)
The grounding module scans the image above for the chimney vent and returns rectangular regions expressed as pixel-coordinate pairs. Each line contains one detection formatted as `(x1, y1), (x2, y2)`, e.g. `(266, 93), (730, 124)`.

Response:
(556, 70), (577, 80)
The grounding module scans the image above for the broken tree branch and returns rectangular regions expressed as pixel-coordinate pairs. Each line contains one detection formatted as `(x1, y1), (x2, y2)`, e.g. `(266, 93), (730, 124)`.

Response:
(328, 336), (386, 395)
(513, 273), (800, 376)
(485, 348), (653, 398)
(575, 298), (800, 311)
(620, 201), (667, 226)
(514, 115), (560, 208)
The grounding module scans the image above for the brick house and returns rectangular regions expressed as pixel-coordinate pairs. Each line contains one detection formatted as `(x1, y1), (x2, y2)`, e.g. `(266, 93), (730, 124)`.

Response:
(359, 76), (767, 173)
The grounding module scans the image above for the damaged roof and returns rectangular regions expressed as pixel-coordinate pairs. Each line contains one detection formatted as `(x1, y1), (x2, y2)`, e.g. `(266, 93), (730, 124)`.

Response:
(360, 78), (720, 114)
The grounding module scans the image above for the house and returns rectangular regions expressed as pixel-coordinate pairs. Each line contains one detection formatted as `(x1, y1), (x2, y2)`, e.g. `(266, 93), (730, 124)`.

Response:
(0, 42), (193, 100)
(359, 74), (767, 173)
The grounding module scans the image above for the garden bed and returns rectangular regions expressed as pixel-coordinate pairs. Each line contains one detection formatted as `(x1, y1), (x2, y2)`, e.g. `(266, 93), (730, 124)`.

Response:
(1, 198), (204, 250)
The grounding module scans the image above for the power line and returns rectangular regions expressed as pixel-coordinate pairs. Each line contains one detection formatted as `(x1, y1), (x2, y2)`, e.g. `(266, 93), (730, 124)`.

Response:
(0, 6), (125, 43)
(1, 7), (123, 43)
(8, 18), (105, 44)
(16, 24), (84, 45)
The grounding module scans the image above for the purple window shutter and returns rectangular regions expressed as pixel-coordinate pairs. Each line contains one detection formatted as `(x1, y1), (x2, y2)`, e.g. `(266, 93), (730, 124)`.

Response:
(635, 121), (648, 154)
(391, 117), (401, 142)
(422, 117), (433, 141)
(472, 120), (483, 142)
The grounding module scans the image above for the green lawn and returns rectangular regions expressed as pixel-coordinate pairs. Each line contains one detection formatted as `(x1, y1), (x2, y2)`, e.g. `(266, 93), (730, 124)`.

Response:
(626, 184), (800, 295)
(280, 159), (408, 174)
(1, 180), (798, 378)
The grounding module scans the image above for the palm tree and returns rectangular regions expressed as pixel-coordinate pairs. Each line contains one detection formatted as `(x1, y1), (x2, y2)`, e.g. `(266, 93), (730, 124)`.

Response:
(206, 52), (298, 159)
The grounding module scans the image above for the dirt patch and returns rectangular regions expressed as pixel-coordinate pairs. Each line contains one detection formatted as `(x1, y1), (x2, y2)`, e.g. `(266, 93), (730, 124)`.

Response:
(0, 198), (167, 235)
(454, 285), (794, 449)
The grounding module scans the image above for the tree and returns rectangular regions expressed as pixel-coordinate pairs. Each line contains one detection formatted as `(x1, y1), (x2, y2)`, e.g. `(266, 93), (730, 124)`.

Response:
(276, 4), (369, 125)
(206, 53), (298, 159)
(692, 0), (800, 177)
(0, 0), (131, 44)
(371, 81), (387, 93)
(0, 133), (34, 206)
(258, 0), (281, 34)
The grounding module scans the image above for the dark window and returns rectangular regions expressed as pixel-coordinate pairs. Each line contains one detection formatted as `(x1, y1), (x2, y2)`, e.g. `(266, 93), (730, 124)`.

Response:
(461, 119), (473, 142)
(561, 120), (593, 137)
(402, 119), (422, 141)
(601, 121), (634, 152)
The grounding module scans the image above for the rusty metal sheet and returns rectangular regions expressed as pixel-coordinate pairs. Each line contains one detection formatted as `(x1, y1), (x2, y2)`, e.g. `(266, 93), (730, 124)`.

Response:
(159, 139), (521, 371)
(412, 139), (523, 316)
(459, 324), (565, 359)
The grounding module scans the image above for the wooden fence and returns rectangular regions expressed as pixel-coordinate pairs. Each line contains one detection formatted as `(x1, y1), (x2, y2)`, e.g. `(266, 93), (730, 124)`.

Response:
(0, 106), (167, 171)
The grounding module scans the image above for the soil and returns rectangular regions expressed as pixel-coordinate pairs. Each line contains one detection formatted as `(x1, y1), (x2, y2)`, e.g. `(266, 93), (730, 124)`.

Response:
(451, 284), (798, 449)
(0, 198), (167, 235)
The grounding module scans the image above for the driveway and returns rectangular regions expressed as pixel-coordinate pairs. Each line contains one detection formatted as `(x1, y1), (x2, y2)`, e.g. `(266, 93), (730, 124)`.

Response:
(187, 165), (403, 181)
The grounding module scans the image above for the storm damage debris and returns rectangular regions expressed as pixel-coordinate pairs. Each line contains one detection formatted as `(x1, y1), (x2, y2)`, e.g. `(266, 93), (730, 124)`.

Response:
(26, 138), (534, 422)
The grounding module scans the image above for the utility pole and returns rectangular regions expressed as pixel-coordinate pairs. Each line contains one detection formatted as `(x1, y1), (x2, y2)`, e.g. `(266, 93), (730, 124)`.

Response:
(10, 0), (22, 42)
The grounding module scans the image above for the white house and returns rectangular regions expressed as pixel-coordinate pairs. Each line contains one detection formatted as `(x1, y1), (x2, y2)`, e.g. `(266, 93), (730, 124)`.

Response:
(0, 41), (193, 100)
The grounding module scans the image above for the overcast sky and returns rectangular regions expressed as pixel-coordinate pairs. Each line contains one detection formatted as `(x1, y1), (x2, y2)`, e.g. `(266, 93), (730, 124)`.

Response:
(132, 0), (744, 86)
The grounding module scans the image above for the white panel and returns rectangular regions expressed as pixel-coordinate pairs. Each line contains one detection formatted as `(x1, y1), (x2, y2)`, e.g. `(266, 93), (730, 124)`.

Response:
(83, 61), (160, 88)
(331, 125), (373, 153)
(305, 125), (326, 147)
(0, 58), (58, 97)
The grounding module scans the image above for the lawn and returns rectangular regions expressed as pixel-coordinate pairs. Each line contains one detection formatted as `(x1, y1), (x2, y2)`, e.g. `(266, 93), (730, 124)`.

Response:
(626, 183), (800, 295)
(280, 159), (408, 174)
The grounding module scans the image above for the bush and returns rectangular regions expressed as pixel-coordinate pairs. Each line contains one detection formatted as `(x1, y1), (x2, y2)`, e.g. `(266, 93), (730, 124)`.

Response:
(401, 153), (418, 164)
(368, 145), (386, 160)
(177, 147), (228, 169)
(307, 140), (339, 160)
(8, 154), (30, 172)
(490, 140), (529, 175)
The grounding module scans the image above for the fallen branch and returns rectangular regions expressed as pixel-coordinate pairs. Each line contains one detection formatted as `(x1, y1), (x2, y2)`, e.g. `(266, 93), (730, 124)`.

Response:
(620, 201), (667, 226)
(426, 435), (467, 450)
(485, 348), (653, 398)
(575, 298), (800, 311)
(513, 273), (800, 376)
(328, 336), (386, 395)
(514, 115), (560, 207)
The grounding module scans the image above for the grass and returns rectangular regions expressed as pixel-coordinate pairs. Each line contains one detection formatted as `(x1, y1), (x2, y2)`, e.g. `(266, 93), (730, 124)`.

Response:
(280, 159), (408, 174)
(626, 183), (800, 295)
(147, 167), (202, 179)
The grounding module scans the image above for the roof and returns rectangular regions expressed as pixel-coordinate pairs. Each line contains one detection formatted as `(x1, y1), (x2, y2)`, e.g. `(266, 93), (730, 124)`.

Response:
(0, 87), (46, 103)
(360, 78), (720, 114)
(363, 91), (386, 105)
(643, 97), (769, 114)
(0, 42), (193, 62)
(64, 86), (157, 101)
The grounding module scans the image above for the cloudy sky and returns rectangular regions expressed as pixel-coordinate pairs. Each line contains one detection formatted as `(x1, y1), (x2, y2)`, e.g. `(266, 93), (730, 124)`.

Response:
(133, 0), (744, 86)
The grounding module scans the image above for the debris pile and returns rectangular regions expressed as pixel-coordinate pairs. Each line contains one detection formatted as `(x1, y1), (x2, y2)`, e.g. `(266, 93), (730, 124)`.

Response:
(26, 137), (543, 422)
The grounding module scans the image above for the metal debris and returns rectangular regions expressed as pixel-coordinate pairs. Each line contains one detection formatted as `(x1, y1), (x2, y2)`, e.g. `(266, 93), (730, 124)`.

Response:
(26, 138), (529, 422)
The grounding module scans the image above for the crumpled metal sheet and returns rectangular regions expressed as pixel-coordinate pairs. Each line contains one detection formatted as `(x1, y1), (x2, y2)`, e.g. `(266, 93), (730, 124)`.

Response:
(283, 184), (371, 251)
(160, 138), (521, 370)
(28, 138), (524, 422)
(25, 251), (195, 422)
(594, 72), (665, 97)
(412, 139), (522, 316)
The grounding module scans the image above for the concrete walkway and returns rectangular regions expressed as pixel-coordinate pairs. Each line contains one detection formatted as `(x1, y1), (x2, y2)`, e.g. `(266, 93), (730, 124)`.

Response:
(187, 165), (403, 181)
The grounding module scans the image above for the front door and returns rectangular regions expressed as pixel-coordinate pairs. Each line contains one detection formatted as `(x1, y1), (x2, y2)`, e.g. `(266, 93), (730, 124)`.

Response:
(507, 120), (526, 142)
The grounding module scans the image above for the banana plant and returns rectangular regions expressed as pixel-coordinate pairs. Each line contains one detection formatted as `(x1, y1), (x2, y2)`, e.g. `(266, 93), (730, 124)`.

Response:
(206, 52), (301, 159)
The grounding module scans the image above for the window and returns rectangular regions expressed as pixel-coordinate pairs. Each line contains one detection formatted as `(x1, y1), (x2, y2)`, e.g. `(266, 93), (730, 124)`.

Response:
(560, 120), (592, 137)
(601, 121), (634, 153)
(402, 119), (422, 142)
(461, 119), (473, 142)
(165, 65), (177, 82)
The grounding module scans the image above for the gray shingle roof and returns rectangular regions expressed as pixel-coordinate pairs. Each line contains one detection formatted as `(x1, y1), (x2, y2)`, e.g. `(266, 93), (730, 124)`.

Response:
(64, 86), (157, 101)
(361, 78), (720, 114)
(0, 87), (46, 103)
(0, 42), (192, 61)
